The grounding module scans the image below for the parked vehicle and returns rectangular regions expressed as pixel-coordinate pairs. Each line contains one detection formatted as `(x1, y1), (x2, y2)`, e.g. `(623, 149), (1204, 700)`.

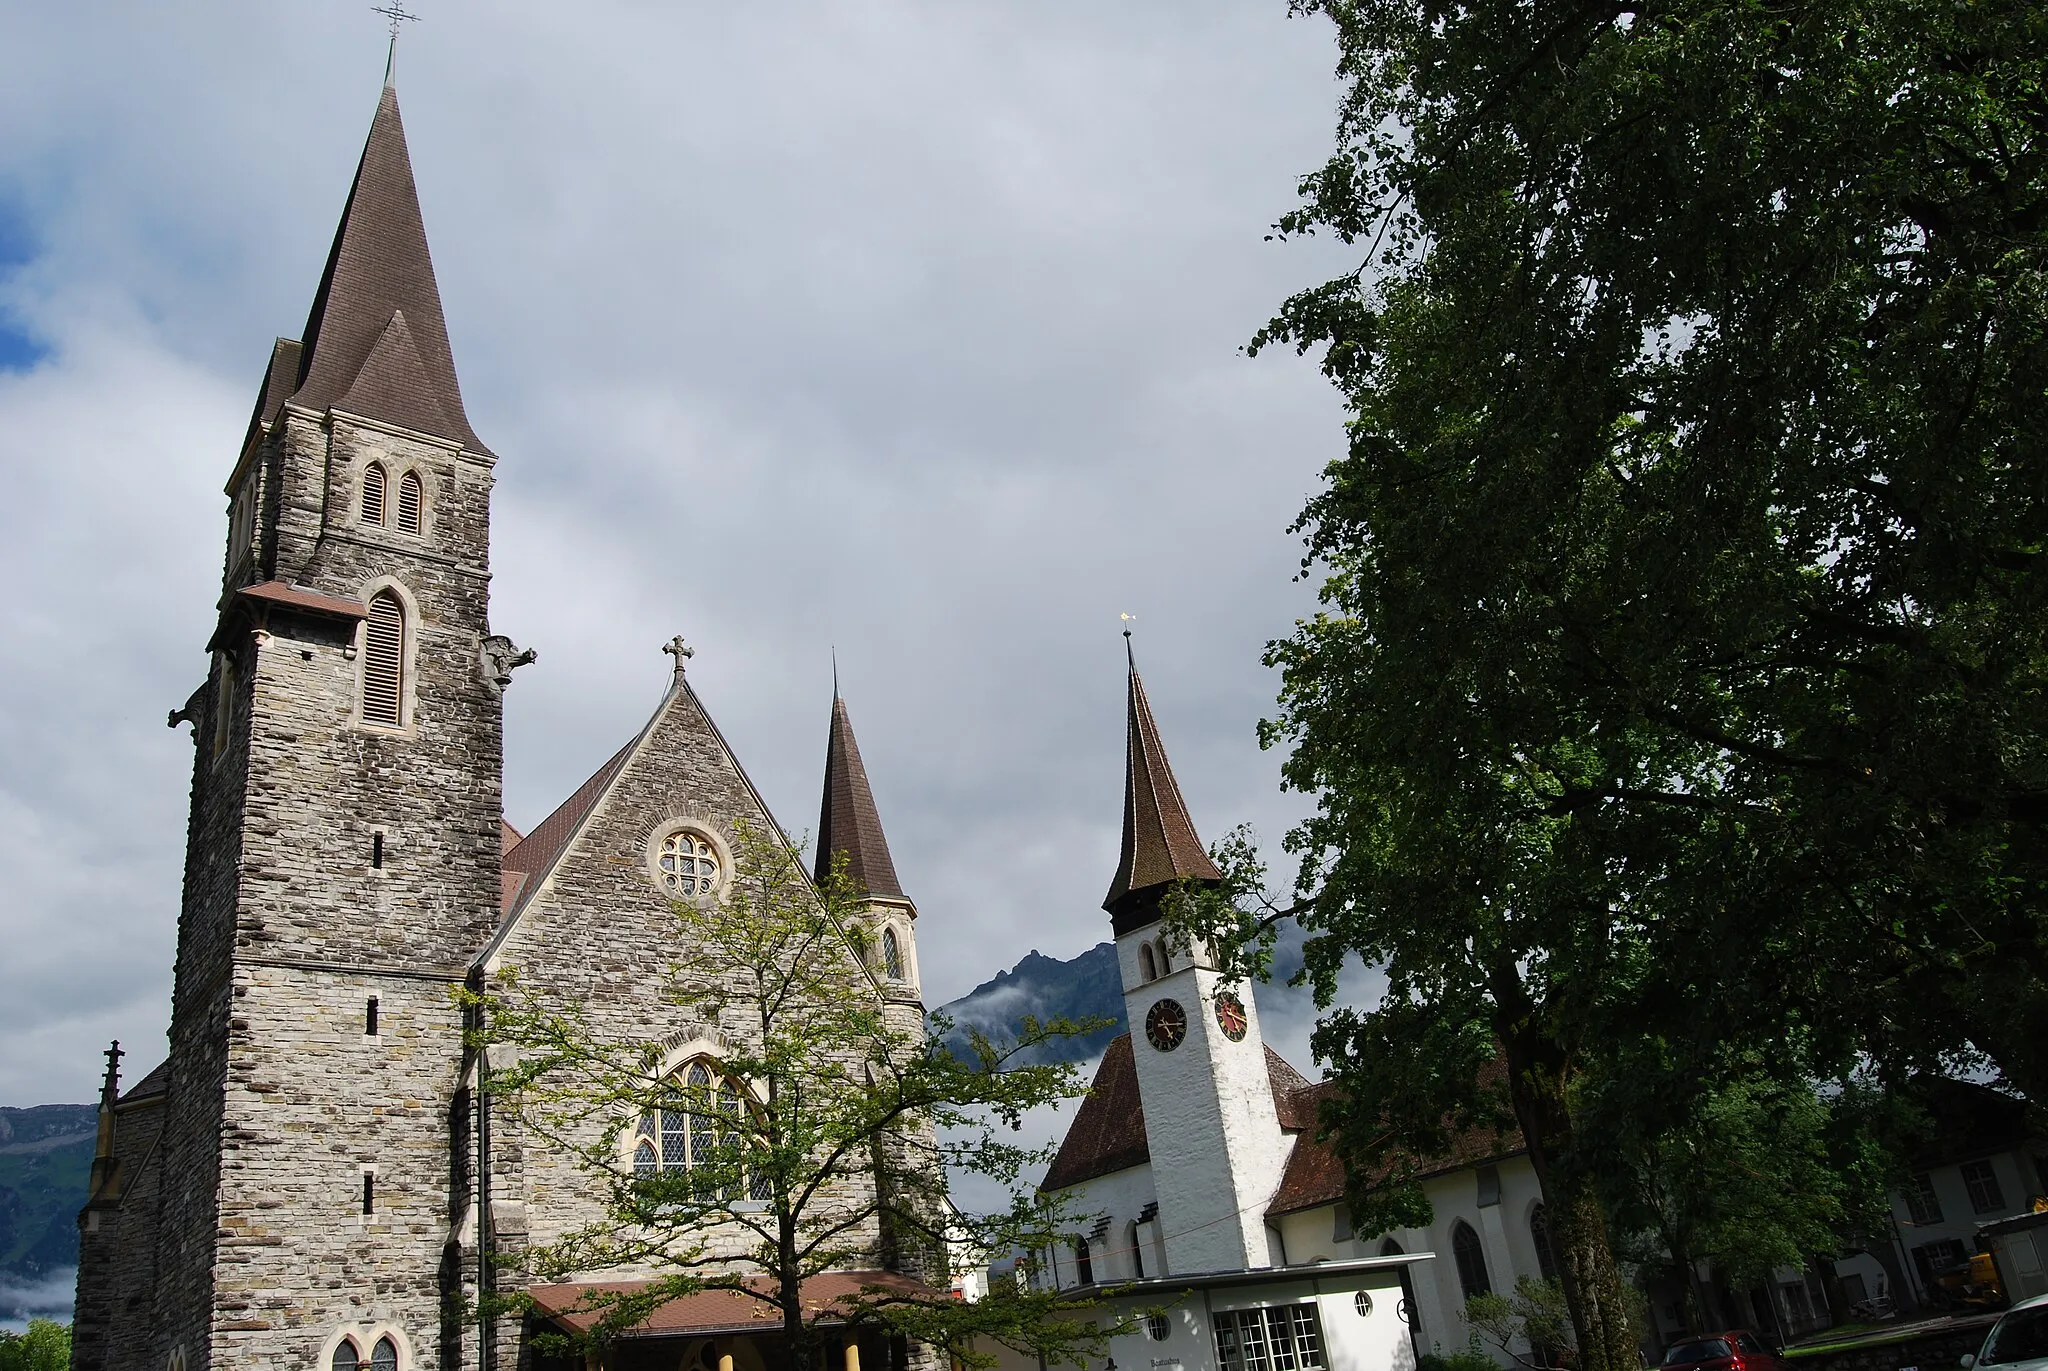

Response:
(1935, 1252), (2010, 1311)
(1962, 1293), (2048, 1371)
(1660, 1331), (1789, 1371)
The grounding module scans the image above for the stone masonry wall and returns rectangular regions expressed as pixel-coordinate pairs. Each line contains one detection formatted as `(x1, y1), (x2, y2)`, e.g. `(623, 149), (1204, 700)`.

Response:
(70, 1097), (167, 1371)
(489, 673), (888, 1301)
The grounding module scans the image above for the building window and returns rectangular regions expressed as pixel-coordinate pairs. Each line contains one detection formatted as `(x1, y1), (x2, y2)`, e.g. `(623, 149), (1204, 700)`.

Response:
(1147, 1314), (1170, 1341)
(1452, 1220), (1491, 1300)
(1962, 1159), (2007, 1215)
(1213, 1305), (1326, 1371)
(1129, 1220), (1146, 1279)
(882, 927), (903, 980)
(1530, 1203), (1559, 1282)
(332, 1340), (362, 1371)
(1903, 1172), (1943, 1224)
(361, 591), (405, 727)
(656, 829), (722, 898)
(396, 471), (423, 534)
(630, 1060), (768, 1200)
(362, 463), (388, 525)
(1139, 943), (1157, 982)
(1075, 1236), (1094, 1285)
(212, 653), (238, 758)
(371, 1337), (399, 1371)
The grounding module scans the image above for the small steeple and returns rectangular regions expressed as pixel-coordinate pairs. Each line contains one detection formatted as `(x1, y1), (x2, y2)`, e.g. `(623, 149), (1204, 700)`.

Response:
(814, 689), (907, 903)
(288, 80), (488, 453)
(1102, 648), (1222, 923)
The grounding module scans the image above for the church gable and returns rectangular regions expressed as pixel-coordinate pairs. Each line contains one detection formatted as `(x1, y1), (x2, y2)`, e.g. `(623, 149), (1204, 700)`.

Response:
(489, 659), (796, 983)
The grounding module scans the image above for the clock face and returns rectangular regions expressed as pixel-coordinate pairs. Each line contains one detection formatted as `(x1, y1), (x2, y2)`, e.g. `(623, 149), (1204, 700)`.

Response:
(1144, 998), (1188, 1052)
(1214, 991), (1249, 1042)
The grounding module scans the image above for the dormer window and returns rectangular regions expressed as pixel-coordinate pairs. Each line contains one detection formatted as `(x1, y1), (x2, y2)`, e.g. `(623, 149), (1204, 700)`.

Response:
(362, 463), (387, 525)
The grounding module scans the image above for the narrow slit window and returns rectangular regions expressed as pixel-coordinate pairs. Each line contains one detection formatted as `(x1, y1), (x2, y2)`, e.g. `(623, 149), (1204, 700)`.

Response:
(1139, 943), (1157, 982)
(361, 592), (405, 727)
(365, 997), (380, 1035)
(1075, 1236), (1093, 1285)
(362, 463), (388, 526)
(396, 471), (423, 534)
(361, 1172), (375, 1216)
(372, 833), (384, 869)
(882, 927), (903, 981)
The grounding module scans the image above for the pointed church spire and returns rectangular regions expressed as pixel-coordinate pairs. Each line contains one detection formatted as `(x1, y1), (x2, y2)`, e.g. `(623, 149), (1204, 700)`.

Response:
(1102, 650), (1222, 921)
(288, 81), (488, 453)
(815, 691), (907, 902)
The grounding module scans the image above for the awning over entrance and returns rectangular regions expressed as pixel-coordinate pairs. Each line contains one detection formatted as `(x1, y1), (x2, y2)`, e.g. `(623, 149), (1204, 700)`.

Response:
(527, 1270), (933, 1338)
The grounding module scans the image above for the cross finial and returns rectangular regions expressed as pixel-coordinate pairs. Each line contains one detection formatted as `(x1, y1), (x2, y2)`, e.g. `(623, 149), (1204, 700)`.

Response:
(663, 635), (695, 677)
(372, 2), (420, 85)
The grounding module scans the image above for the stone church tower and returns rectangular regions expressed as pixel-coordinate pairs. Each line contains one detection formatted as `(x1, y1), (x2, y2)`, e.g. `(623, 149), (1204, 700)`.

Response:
(72, 70), (935, 1371)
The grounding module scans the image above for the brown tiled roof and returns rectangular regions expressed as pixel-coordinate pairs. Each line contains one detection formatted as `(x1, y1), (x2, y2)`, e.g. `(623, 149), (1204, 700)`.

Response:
(1102, 666), (1222, 915)
(1043, 1035), (1153, 1191)
(1265, 1075), (1526, 1219)
(118, 1059), (170, 1105)
(239, 581), (370, 620)
(237, 336), (305, 455)
(334, 308), (456, 439)
(813, 695), (905, 901)
(1041, 1036), (1327, 1192)
(501, 819), (524, 853)
(288, 84), (487, 454)
(527, 1270), (930, 1336)
(499, 735), (639, 917)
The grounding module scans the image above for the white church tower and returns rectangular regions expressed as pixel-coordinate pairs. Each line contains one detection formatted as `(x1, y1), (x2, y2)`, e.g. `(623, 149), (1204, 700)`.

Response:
(1107, 639), (1292, 1274)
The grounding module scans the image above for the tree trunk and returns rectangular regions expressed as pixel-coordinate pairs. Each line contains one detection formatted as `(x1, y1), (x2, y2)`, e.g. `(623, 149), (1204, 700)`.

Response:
(1495, 999), (1640, 1371)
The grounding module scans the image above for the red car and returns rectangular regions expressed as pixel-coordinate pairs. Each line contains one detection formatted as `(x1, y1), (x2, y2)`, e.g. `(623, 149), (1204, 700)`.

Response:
(1661, 1331), (1788, 1371)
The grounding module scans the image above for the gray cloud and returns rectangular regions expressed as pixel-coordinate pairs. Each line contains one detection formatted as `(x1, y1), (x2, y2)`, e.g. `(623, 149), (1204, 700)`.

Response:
(0, 2), (1357, 1104)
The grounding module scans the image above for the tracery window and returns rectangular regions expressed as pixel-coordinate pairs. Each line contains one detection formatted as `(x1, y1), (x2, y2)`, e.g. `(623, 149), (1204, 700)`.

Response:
(371, 1336), (399, 1371)
(630, 1059), (770, 1201)
(1451, 1220), (1492, 1299)
(656, 829), (722, 898)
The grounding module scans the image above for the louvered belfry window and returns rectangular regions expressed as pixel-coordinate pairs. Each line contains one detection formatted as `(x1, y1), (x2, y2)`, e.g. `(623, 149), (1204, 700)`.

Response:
(362, 463), (388, 525)
(362, 592), (405, 726)
(396, 470), (423, 534)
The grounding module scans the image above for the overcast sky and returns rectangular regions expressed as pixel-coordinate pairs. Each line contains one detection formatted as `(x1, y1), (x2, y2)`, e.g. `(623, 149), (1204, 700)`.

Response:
(0, 2), (1360, 1106)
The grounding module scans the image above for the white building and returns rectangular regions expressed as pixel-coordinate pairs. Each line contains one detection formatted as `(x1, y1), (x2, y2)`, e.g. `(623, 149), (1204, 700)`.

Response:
(1030, 653), (1560, 1371)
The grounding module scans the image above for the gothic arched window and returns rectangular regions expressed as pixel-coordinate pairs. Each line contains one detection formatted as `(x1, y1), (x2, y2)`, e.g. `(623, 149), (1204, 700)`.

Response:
(1128, 1220), (1145, 1278)
(331, 1340), (362, 1371)
(396, 471), (424, 534)
(1451, 1220), (1492, 1300)
(630, 1059), (769, 1201)
(1075, 1236), (1094, 1285)
(371, 1338), (399, 1371)
(1139, 943), (1157, 982)
(362, 463), (388, 526)
(1530, 1203), (1559, 1283)
(1380, 1237), (1404, 1256)
(882, 927), (903, 981)
(361, 591), (406, 727)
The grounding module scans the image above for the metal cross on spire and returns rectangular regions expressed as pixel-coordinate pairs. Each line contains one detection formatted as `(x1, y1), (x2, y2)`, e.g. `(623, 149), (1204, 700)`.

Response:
(372, 2), (420, 86)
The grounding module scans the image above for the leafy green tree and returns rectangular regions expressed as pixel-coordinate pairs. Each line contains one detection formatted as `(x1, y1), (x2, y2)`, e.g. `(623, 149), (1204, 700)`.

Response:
(1467, 1277), (1577, 1370)
(1240, 0), (2048, 1359)
(0, 1321), (70, 1371)
(1583, 1060), (1897, 1332)
(470, 820), (1110, 1370)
